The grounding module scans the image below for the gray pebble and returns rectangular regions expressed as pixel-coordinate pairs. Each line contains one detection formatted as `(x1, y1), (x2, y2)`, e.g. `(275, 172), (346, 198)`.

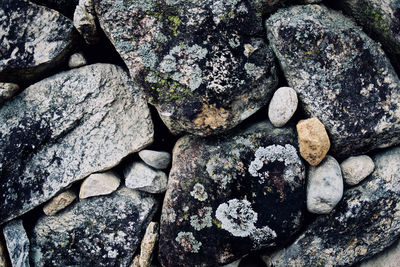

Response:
(341, 155), (375, 185)
(268, 87), (298, 127)
(139, 150), (171, 169)
(124, 162), (168, 194)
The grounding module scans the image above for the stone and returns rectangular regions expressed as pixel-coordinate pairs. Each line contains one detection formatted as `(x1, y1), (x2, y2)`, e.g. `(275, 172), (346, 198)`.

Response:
(0, 239), (6, 267)
(0, 83), (19, 105)
(341, 155), (375, 186)
(359, 238), (400, 267)
(68, 52), (87, 68)
(43, 190), (77, 216)
(138, 150), (171, 170)
(296, 118), (330, 166)
(307, 155), (344, 214)
(30, 188), (158, 267)
(131, 222), (159, 267)
(73, 0), (100, 45)
(268, 87), (298, 127)
(0, 63), (154, 224)
(3, 220), (30, 267)
(79, 171), (121, 199)
(124, 162), (168, 194)
(222, 259), (241, 267)
(266, 146), (400, 267)
(159, 121), (306, 266)
(94, 0), (278, 136)
(0, 0), (76, 83)
(266, 5), (400, 157)
(30, 0), (79, 18)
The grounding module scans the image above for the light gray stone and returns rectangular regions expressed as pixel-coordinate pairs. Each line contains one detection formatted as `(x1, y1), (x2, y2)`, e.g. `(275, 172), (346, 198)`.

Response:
(124, 162), (167, 194)
(138, 150), (171, 170)
(0, 83), (19, 105)
(3, 220), (30, 267)
(68, 52), (87, 68)
(268, 87), (298, 127)
(79, 171), (121, 199)
(0, 63), (154, 224)
(307, 155), (343, 214)
(43, 190), (77, 216)
(341, 155), (375, 186)
(73, 0), (99, 45)
(359, 238), (400, 267)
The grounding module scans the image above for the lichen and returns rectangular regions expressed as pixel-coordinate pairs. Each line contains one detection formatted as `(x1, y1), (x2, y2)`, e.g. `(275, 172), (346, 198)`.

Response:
(190, 183), (208, 201)
(190, 206), (213, 231)
(137, 43), (157, 68)
(175, 232), (202, 253)
(193, 103), (230, 130)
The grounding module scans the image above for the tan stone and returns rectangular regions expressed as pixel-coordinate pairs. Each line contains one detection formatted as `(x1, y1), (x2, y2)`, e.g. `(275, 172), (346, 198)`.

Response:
(0, 239), (7, 267)
(43, 190), (77, 216)
(79, 171), (120, 199)
(297, 118), (330, 166)
(130, 222), (159, 267)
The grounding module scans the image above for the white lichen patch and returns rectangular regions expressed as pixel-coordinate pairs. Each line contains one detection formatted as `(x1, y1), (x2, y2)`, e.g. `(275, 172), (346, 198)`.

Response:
(190, 183), (208, 201)
(175, 231), (202, 253)
(206, 151), (237, 189)
(190, 206), (213, 231)
(161, 206), (177, 223)
(250, 225), (277, 249)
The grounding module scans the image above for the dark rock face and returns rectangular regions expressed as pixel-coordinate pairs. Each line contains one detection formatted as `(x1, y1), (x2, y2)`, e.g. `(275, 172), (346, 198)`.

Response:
(30, 188), (158, 267)
(0, 0), (77, 83)
(159, 121), (306, 267)
(0, 63), (154, 224)
(30, 0), (79, 18)
(3, 220), (30, 267)
(94, 0), (278, 136)
(268, 146), (400, 267)
(266, 5), (400, 157)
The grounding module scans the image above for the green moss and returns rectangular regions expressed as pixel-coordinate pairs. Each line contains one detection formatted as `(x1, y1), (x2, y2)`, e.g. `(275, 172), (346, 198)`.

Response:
(364, 6), (389, 38)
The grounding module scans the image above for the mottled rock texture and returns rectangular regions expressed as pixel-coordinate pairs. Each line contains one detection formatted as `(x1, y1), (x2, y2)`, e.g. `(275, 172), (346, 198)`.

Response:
(0, 63), (154, 224)
(94, 0), (278, 135)
(43, 190), (77, 216)
(74, 0), (100, 45)
(341, 155), (375, 185)
(3, 220), (30, 267)
(0, 0), (76, 83)
(30, 0), (79, 18)
(159, 121), (306, 266)
(268, 146), (400, 267)
(266, 5), (400, 157)
(359, 238), (400, 267)
(30, 188), (158, 267)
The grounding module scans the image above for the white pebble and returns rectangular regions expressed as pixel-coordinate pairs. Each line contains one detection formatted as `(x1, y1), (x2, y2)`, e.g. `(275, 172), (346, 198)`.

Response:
(268, 87), (298, 127)
(341, 155), (375, 185)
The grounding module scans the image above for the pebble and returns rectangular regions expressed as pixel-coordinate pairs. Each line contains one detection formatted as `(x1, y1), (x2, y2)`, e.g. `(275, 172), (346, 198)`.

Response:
(0, 82), (19, 105)
(297, 117), (330, 166)
(68, 52), (87, 68)
(124, 162), (168, 194)
(130, 222), (159, 267)
(43, 190), (77, 216)
(268, 86), (298, 127)
(79, 171), (120, 199)
(341, 155), (375, 185)
(3, 220), (30, 267)
(138, 150), (171, 170)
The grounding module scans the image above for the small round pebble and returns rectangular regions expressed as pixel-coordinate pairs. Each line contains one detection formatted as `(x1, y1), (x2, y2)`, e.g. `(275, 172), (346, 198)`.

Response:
(139, 150), (171, 169)
(68, 52), (87, 68)
(341, 155), (375, 185)
(268, 86), (298, 127)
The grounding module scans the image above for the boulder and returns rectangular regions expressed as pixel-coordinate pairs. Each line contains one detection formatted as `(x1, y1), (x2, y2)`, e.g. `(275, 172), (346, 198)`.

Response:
(124, 162), (168, 194)
(341, 155), (375, 185)
(0, 63), (154, 224)
(138, 150), (171, 170)
(79, 171), (121, 199)
(43, 190), (77, 216)
(3, 220), (30, 267)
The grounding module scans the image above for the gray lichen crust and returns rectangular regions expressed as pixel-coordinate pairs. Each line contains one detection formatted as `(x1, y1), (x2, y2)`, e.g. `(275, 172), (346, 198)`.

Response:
(94, 0), (278, 136)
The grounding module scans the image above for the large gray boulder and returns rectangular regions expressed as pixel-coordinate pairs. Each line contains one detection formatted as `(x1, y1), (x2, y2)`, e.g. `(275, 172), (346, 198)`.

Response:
(0, 0), (76, 83)
(0, 63), (154, 224)
(266, 5), (400, 157)
(30, 188), (158, 267)
(94, 0), (278, 136)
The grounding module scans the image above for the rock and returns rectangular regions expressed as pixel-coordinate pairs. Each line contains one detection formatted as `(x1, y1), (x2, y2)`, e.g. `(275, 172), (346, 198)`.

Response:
(341, 155), (375, 186)
(159, 121), (306, 266)
(138, 150), (171, 170)
(359, 238), (400, 267)
(131, 222), (159, 267)
(43, 190), (77, 216)
(268, 87), (298, 127)
(94, 0), (278, 136)
(307, 155), (344, 214)
(73, 0), (100, 45)
(267, 146), (400, 267)
(79, 171), (121, 199)
(222, 259), (241, 267)
(0, 239), (8, 267)
(30, 188), (158, 267)
(124, 162), (167, 194)
(0, 1), (76, 83)
(30, 0), (79, 18)
(0, 63), (154, 224)
(266, 5), (400, 157)
(68, 52), (87, 68)
(3, 220), (30, 267)
(296, 118), (330, 166)
(0, 83), (19, 105)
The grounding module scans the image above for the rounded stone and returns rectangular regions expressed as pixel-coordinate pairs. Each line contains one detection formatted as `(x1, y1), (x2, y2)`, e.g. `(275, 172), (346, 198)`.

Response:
(138, 150), (171, 169)
(68, 52), (87, 68)
(340, 155), (375, 185)
(79, 171), (121, 199)
(268, 86), (298, 127)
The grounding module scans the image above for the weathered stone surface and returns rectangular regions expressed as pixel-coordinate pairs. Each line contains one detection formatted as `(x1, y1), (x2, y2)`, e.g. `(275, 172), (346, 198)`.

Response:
(341, 155), (375, 185)
(124, 162), (168, 194)
(43, 190), (77, 216)
(3, 220), (30, 267)
(267, 146), (400, 267)
(68, 52), (87, 68)
(159, 121), (306, 266)
(0, 63), (154, 224)
(296, 118), (330, 166)
(0, 83), (19, 105)
(94, 0), (278, 136)
(139, 150), (171, 170)
(266, 5), (400, 156)
(0, 239), (7, 267)
(131, 222), (159, 267)
(359, 238), (400, 267)
(79, 171), (121, 199)
(268, 87), (298, 127)
(30, 0), (79, 18)
(307, 155), (343, 214)
(30, 188), (158, 267)
(0, 0), (76, 83)
(73, 0), (100, 45)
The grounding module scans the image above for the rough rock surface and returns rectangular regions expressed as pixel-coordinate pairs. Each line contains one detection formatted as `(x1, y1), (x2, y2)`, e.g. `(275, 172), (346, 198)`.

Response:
(0, 63), (154, 224)
(267, 146), (400, 267)
(3, 220), (30, 267)
(30, 188), (158, 267)
(43, 190), (77, 216)
(0, 83), (19, 105)
(131, 222), (159, 267)
(0, 0), (76, 83)
(159, 121), (306, 266)
(30, 0), (79, 18)
(359, 238), (400, 267)
(341, 155), (375, 185)
(124, 162), (168, 194)
(139, 150), (171, 170)
(94, 0), (278, 135)
(307, 155), (343, 214)
(79, 171), (121, 199)
(0, 239), (7, 267)
(68, 52), (87, 68)
(266, 5), (400, 156)
(74, 0), (100, 45)
(268, 87), (298, 127)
